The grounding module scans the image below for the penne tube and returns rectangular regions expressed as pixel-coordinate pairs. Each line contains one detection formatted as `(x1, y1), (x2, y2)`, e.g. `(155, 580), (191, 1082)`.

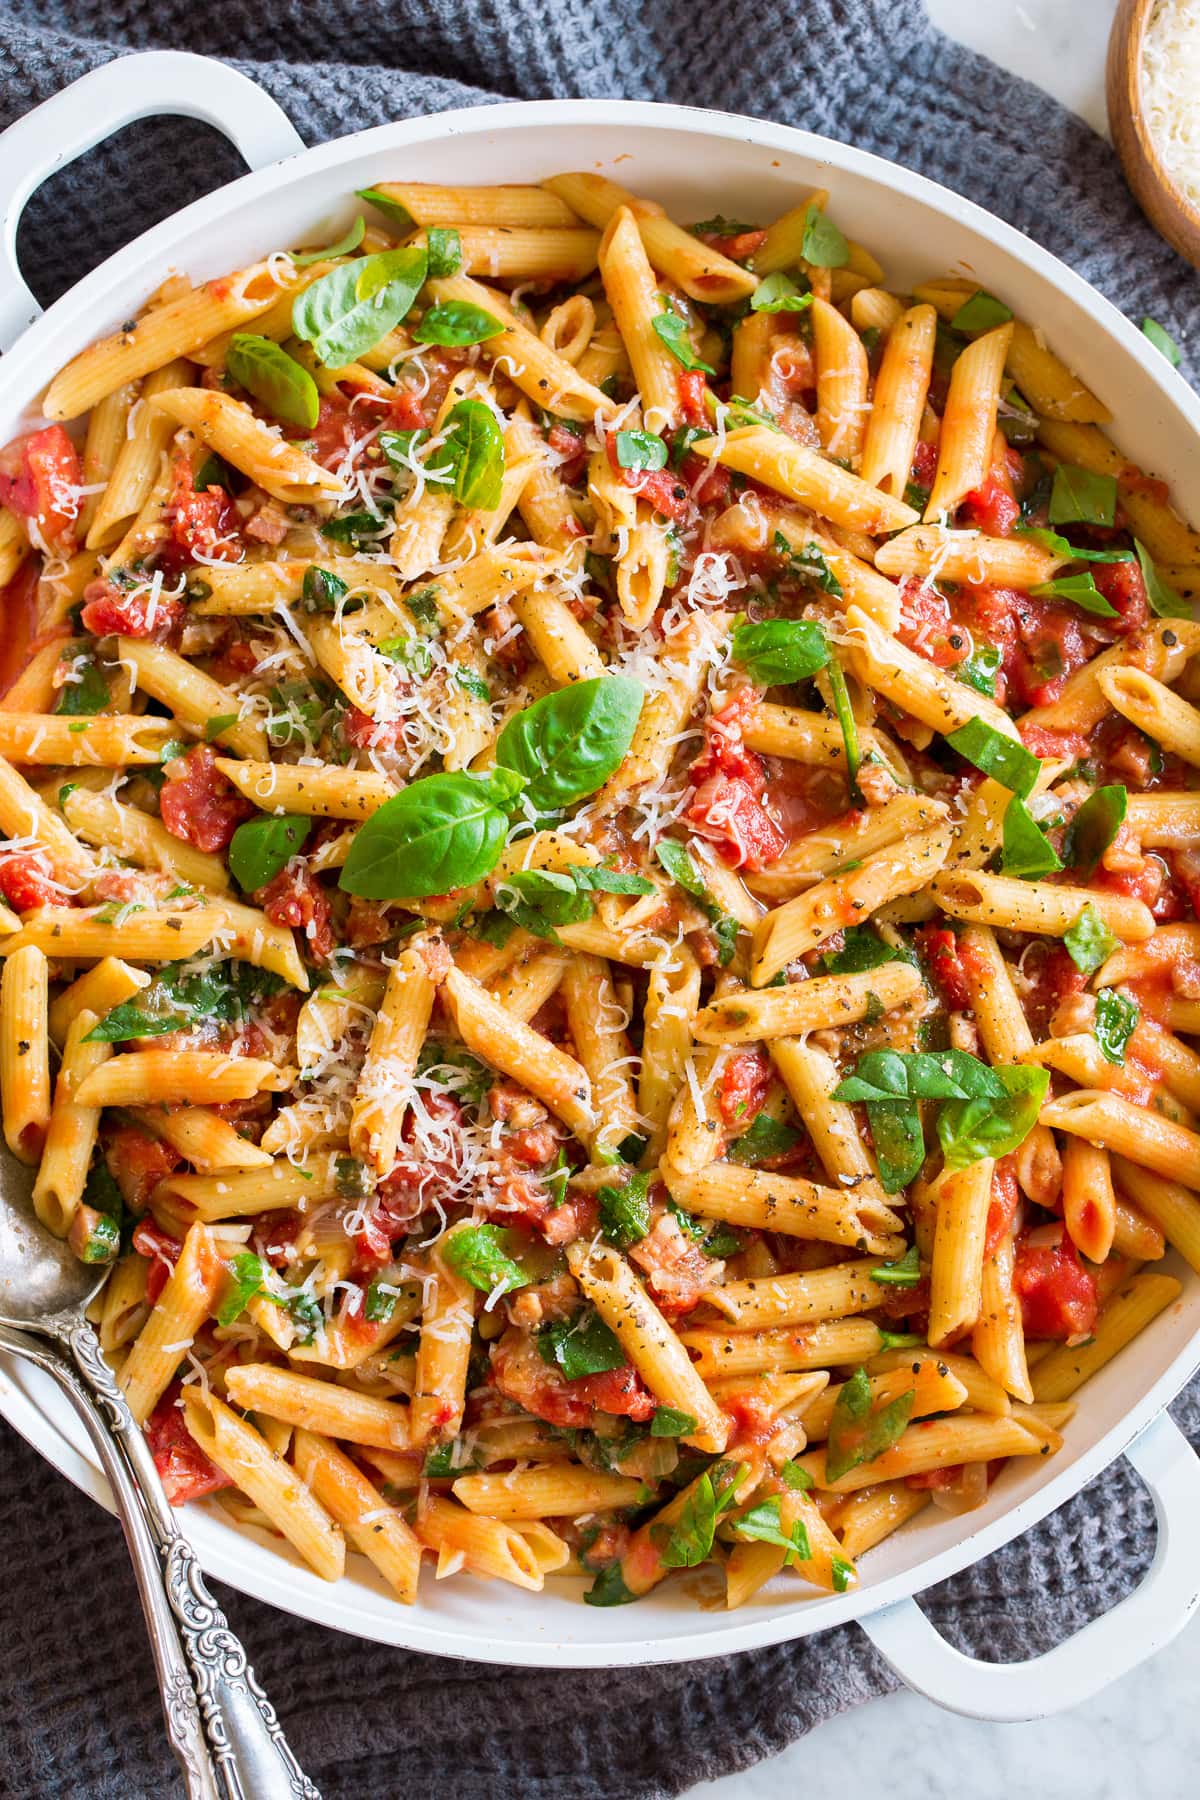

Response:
(411, 1229), (477, 1447)
(560, 952), (642, 1161)
(1035, 420), (1200, 566)
(452, 1464), (648, 1520)
(542, 172), (757, 303)
(370, 181), (582, 228)
(874, 523), (1063, 588)
(924, 324), (1013, 520)
(442, 962), (594, 1140)
(598, 206), (680, 435)
(798, 1361), (969, 1443)
(511, 588), (607, 684)
(292, 1428), (421, 1603)
(811, 295), (870, 464)
(48, 958), (148, 1049)
(1061, 1136), (1116, 1264)
(119, 1223), (224, 1422)
(424, 272), (617, 422)
(1098, 665), (1200, 768)
(770, 1036), (877, 1186)
(59, 786), (229, 893)
(864, 1346), (1012, 1415)
(149, 388), (345, 504)
(0, 713), (175, 767)
(0, 943), (50, 1163)
(841, 603), (1018, 740)
(1018, 620), (1197, 736)
(0, 908), (219, 965)
(744, 792), (947, 896)
(114, 636), (267, 760)
(661, 1160), (901, 1253)
(859, 304), (936, 494)
(74, 1050), (292, 1108)
(224, 1364), (409, 1450)
(1039, 1089), (1200, 1192)
(835, 1481), (932, 1559)
(414, 1494), (567, 1591)
(692, 962), (923, 1043)
(692, 426), (918, 536)
(131, 1106), (273, 1172)
(929, 870), (1155, 943)
(153, 1153), (346, 1221)
(928, 1159), (994, 1348)
(795, 1411), (1048, 1494)
(421, 224), (601, 282)
(214, 757), (395, 820)
(351, 942), (440, 1174)
(700, 1258), (893, 1330)
(182, 1390), (346, 1582)
(1112, 1156), (1200, 1275)
(679, 1318), (885, 1380)
(1125, 792), (1200, 848)
(972, 1229), (1034, 1404)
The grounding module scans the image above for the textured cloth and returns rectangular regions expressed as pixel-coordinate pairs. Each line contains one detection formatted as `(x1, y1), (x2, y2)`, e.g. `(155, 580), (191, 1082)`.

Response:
(0, 3), (1197, 1795)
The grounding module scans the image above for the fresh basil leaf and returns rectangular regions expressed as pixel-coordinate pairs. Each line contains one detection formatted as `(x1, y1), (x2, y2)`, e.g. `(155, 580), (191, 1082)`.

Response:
(1047, 463), (1117, 527)
(651, 1408), (698, 1438)
(801, 204), (849, 268)
(1028, 570), (1119, 617)
(834, 1048), (1005, 1104)
(584, 1562), (638, 1606)
(866, 1100), (925, 1192)
(598, 1171), (651, 1248)
(300, 565), (348, 614)
(727, 1112), (801, 1167)
(823, 927), (908, 975)
(1094, 987), (1139, 1064)
(414, 301), (505, 347)
(425, 227), (463, 278)
(203, 713), (239, 742)
(194, 453), (235, 493)
(872, 1245), (921, 1288)
(538, 1308), (626, 1381)
(774, 531), (842, 595)
(1134, 539), (1191, 618)
(691, 215), (758, 236)
(86, 960), (282, 1043)
(1063, 784), (1127, 878)
(615, 429), (668, 472)
(422, 1435), (488, 1477)
(937, 1065), (1050, 1169)
(442, 1223), (529, 1295)
(1063, 903), (1120, 975)
(495, 675), (643, 814)
(825, 1366), (915, 1483)
(321, 504), (393, 548)
(750, 272), (813, 314)
(215, 1252), (265, 1326)
(652, 309), (715, 373)
(292, 246), (428, 368)
(732, 1496), (811, 1562)
(1014, 527), (1135, 565)
(227, 333), (322, 430)
(291, 216), (365, 268)
(826, 657), (861, 799)
(1142, 317), (1181, 368)
(957, 643), (1002, 698)
(335, 1156), (373, 1200)
(427, 398), (505, 509)
(831, 1554), (855, 1591)
(54, 657), (109, 717)
(355, 186), (413, 229)
(339, 769), (523, 899)
(658, 1462), (745, 1568)
(950, 290), (1013, 333)
(780, 1460), (814, 1492)
(1001, 794), (1064, 880)
(730, 615), (830, 685)
(494, 867), (594, 940)
(722, 394), (784, 433)
(574, 864), (654, 896)
(946, 718), (1040, 798)
(228, 813), (312, 892)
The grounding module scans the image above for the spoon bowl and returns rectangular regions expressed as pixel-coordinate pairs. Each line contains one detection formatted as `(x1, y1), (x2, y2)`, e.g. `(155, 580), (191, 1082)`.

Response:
(1107, 0), (1200, 269)
(0, 1149), (104, 1329)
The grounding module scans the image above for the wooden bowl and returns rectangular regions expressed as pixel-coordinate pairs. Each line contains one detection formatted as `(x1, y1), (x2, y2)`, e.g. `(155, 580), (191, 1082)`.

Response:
(1108, 0), (1200, 268)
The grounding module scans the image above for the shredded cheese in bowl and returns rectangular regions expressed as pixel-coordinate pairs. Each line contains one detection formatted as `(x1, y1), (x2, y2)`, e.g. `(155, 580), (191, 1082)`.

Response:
(1142, 0), (1200, 213)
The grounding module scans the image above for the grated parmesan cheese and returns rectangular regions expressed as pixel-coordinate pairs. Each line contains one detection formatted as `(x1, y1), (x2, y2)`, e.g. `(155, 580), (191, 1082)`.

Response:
(1143, 0), (1200, 214)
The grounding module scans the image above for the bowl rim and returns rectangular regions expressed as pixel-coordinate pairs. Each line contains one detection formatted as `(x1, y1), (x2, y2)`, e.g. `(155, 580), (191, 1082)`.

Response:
(1, 90), (1198, 1665)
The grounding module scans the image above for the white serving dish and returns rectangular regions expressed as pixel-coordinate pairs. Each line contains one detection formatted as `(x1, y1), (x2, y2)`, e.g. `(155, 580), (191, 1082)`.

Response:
(1, 50), (1198, 1721)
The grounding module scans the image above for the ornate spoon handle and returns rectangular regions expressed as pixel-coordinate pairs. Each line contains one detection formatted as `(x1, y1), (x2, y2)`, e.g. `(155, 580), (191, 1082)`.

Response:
(0, 1324), (216, 1798)
(65, 1320), (320, 1800)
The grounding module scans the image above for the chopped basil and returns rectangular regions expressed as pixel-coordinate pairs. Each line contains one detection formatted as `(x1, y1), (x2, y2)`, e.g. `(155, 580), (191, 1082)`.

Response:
(442, 1222), (529, 1295)
(831, 1555), (855, 1592)
(425, 227), (463, 278)
(1135, 539), (1191, 618)
(364, 1280), (398, 1323)
(657, 1462), (745, 1567)
(227, 813), (312, 892)
(957, 643), (1002, 698)
(871, 1245), (921, 1288)
(413, 301), (505, 346)
(823, 927), (908, 975)
(732, 1496), (811, 1562)
(203, 713), (239, 742)
(1028, 570), (1119, 617)
(949, 290), (1013, 333)
(727, 1112), (801, 1167)
(825, 1366), (914, 1482)
(826, 657), (861, 801)
(651, 1408), (698, 1439)
(615, 429), (668, 472)
(215, 1252), (265, 1327)
(1047, 463), (1117, 528)
(538, 1308), (626, 1381)
(750, 272), (813, 314)
(1142, 317), (1181, 368)
(1063, 903), (1119, 976)
(379, 427), (430, 470)
(597, 1171), (652, 1249)
(1063, 784), (1127, 878)
(583, 1562), (638, 1607)
(773, 531), (842, 595)
(54, 657), (109, 717)
(801, 204), (849, 269)
(84, 959), (282, 1042)
(654, 839), (739, 965)
(1094, 987), (1139, 1064)
(1000, 794), (1063, 880)
(1014, 526), (1134, 565)
(455, 667), (491, 702)
(945, 718), (1040, 798)
(300, 565), (349, 613)
(730, 615), (831, 685)
(652, 308), (715, 373)
(780, 1459), (814, 1492)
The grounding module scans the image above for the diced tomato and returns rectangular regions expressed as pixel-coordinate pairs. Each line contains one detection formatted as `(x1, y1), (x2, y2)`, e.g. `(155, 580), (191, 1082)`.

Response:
(132, 1218), (183, 1305)
(253, 863), (334, 962)
(340, 705), (410, 752)
(0, 425), (82, 547)
(1013, 1234), (1099, 1340)
(0, 852), (60, 912)
(701, 228), (767, 262)
(0, 559), (42, 698)
(574, 1363), (656, 1421)
(159, 745), (255, 853)
(543, 422), (587, 484)
(490, 1328), (654, 1427)
(907, 1465), (964, 1491)
(144, 1385), (233, 1505)
(910, 439), (939, 489)
(916, 925), (970, 1010)
(1092, 853), (1175, 916)
(896, 578), (966, 669)
(677, 369), (708, 426)
(80, 573), (186, 641)
(1019, 942), (1089, 1038)
(104, 1126), (182, 1215)
(680, 449), (732, 508)
(389, 389), (430, 432)
(1018, 723), (1091, 764)
(345, 897), (394, 947)
(604, 433), (691, 521)
(959, 444), (1023, 538)
(984, 1157), (1021, 1258)
(165, 453), (241, 564)
(718, 1047), (772, 1130)
(1091, 557), (1150, 636)
(686, 774), (787, 869)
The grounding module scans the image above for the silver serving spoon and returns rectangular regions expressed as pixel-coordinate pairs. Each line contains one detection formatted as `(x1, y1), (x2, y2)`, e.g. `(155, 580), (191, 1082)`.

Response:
(0, 1152), (318, 1799)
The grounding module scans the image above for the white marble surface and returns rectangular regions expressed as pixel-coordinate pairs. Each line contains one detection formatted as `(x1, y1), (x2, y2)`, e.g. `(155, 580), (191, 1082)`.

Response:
(683, 3), (1200, 1793)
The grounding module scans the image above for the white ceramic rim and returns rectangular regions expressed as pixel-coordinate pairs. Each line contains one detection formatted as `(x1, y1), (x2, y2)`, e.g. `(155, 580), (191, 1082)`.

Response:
(0, 82), (1198, 1673)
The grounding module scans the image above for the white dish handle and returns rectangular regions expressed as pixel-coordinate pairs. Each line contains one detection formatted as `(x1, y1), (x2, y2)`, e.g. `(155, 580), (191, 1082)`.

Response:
(859, 1410), (1200, 1721)
(0, 50), (303, 352)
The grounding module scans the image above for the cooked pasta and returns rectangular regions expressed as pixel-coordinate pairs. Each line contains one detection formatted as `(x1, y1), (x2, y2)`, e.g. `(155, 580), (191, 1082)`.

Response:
(0, 169), (1194, 1618)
